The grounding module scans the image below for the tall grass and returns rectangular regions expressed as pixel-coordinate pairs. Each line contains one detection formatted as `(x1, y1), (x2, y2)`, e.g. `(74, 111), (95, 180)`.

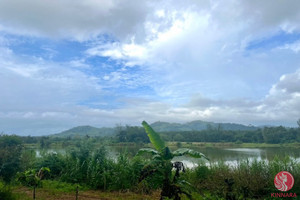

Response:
(35, 144), (145, 192)
(18, 143), (300, 199)
(184, 156), (300, 199)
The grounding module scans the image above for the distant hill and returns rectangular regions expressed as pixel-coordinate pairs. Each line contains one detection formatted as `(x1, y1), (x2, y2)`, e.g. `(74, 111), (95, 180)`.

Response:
(51, 120), (257, 138)
(51, 125), (115, 138)
(150, 120), (257, 132)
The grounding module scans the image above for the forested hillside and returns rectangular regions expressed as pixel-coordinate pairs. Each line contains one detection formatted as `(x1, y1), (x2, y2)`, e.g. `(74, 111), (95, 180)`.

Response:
(151, 120), (257, 132)
(50, 126), (115, 138)
(114, 125), (300, 144)
(47, 121), (300, 144)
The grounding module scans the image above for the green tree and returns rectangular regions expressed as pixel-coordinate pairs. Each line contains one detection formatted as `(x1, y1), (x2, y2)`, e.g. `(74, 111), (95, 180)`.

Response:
(174, 134), (184, 141)
(116, 130), (127, 142)
(137, 121), (208, 200)
(39, 136), (50, 149)
(262, 126), (286, 143)
(0, 135), (23, 182)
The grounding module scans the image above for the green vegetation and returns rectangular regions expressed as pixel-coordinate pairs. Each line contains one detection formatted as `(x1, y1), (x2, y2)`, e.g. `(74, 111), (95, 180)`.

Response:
(137, 121), (208, 200)
(160, 126), (300, 144)
(48, 120), (259, 140)
(17, 167), (50, 187)
(9, 153), (300, 199)
(116, 125), (150, 143)
(0, 135), (23, 182)
(50, 125), (115, 138)
(0, 181), (17, 200)
(0, 120), (299, 199)
(167, 141), (300, 148)
(13, 184), (160, 200)
(41, 120), (300, 145)
(151, 120), (257, 132)
(183, 156), (300, 199)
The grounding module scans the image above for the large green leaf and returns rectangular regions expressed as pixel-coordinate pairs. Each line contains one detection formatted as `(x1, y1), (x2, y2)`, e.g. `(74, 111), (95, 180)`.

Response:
(172, 148), (209, 160)
(161, 147), (173, 160)
(136, 148), (159, 157)
(139, 161), (164, 182)
(174, 180), (194, 200)
(142, 121), (165, 151)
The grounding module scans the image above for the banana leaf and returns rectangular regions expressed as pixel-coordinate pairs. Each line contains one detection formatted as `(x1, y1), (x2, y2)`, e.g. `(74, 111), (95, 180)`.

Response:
(136, 148), (159, 156)
(142, 121), (165, 151)
(172, 148), (209, 160)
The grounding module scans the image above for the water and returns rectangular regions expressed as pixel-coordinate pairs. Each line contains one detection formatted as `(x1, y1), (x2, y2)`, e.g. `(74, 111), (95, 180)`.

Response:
(35, 145), (300, 168)
(35, 148), (66, 157)
(110, 145), (300, 168)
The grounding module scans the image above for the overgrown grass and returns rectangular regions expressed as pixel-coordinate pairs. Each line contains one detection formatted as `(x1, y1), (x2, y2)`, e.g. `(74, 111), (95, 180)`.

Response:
(183, 156), (300, 199)
(0, 181), (17, 200)
(12, 141), (300, 199)
(41, 180), (88, 193)
(11, 155), (300, 199)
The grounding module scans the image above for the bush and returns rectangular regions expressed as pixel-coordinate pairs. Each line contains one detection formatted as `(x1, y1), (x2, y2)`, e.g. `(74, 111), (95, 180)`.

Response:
(36, 153), (65, 178)
(0, 135), (23, 182)
(0, 181), (16, 200)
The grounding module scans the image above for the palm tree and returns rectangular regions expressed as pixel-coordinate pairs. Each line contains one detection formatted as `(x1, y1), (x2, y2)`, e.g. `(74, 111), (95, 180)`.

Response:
(137, 121), (208, 200)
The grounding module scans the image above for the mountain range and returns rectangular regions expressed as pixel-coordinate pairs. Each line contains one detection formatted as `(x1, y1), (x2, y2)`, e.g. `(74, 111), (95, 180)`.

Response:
(51, 120), (258, 138)
(151, 120), (257, 132)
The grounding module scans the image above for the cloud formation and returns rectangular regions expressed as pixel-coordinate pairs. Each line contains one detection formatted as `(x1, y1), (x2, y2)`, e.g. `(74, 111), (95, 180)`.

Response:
(0, 0), (153, 40)
(0, 0), (300, 135)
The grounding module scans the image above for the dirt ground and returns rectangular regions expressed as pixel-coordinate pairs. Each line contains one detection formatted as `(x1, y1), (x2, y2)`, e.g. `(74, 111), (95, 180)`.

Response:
(14, 187), (161, 200)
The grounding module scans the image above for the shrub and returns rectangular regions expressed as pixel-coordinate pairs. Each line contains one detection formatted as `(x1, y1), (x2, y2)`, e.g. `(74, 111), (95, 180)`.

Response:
(0, 135), (23, 182)
(0, 181), (16, 200)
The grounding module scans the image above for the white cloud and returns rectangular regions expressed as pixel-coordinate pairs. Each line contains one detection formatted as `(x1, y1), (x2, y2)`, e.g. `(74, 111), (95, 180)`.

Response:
(181, 69), (300, 126)
(1, 0), (300, 134)
(1, 68), (300, 135)
(0, 0), (299, 42)
(0, 54), (102, 112)
(82, 0), (300, 103)
(0, 0), (152, 40)
(278, 40), (300, 53)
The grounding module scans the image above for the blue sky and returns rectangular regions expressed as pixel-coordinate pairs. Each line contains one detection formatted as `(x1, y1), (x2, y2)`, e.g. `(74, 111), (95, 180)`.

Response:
(0, 0), (300, 135)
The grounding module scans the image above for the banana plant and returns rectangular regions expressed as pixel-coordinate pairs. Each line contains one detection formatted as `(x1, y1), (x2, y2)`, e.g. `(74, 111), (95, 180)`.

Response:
(16, 167), (50, 200)
(16, 167), (50, 187)
(137, 121), (208, 200)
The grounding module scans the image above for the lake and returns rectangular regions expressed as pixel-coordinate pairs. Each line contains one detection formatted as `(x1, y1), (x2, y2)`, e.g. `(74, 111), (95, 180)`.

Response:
(36, 145), (300, 168)
(110, 145), (300, 168)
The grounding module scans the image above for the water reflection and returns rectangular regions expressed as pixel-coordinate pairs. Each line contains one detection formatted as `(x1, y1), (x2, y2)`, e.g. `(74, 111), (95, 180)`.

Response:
(173, 147), (300, 168)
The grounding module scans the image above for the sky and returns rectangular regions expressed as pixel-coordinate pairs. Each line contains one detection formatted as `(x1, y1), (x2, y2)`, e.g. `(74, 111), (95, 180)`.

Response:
(1, 0), (300, 135)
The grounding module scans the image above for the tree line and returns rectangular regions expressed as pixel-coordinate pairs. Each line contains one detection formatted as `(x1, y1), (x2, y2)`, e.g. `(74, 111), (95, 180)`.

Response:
(115, 125), (300, 144)
(160, 126), (300, 144)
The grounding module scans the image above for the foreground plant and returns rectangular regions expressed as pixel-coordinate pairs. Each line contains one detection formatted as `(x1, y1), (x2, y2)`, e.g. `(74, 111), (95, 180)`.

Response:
(137, 121), (208, 200)
(16, 167), (50, 199)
